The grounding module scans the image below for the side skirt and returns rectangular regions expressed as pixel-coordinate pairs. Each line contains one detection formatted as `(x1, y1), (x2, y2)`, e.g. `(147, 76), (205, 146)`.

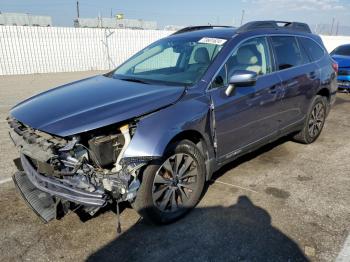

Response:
(206, 119), (304, 179)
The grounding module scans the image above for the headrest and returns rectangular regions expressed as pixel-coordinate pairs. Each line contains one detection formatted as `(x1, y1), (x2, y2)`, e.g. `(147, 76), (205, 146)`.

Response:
(236, 45), (259, 65)
(194, 47), (210, 64)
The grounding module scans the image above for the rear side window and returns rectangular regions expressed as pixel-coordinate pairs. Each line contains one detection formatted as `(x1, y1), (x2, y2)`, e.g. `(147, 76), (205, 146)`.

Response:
(271, 36), (303, 70)
(299, 37), (325, 61)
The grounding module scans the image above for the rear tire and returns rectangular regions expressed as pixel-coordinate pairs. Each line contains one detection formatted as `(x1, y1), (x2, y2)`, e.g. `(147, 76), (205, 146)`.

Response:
(293, 95), (327, 144)
(132, 140), (206, 224)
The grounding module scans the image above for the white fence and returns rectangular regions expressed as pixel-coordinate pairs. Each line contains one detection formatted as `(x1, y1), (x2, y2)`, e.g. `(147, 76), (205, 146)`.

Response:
(320, 35), (350, 54)
(0, 26), (171, 75)
(0, 26), (350, 76)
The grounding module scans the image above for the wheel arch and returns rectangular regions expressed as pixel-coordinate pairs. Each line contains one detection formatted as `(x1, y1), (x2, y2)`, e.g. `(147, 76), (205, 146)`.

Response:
(167, 129), (209, 161)
(317, 88), (330, 101)
(157, 129), (215, 181)
(123, 95), (216, 180)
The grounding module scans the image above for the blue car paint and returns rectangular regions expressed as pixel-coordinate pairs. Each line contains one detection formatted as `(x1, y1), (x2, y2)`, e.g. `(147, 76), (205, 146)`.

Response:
(338, 75), (350, 81)
(332, 55), (350, 68)
(9, 27), (337, 179)
(10, 75), (185, 137)
(125, 30), (336, 169)
(124, 88), (214, 158)
(332, 53), (350, 89)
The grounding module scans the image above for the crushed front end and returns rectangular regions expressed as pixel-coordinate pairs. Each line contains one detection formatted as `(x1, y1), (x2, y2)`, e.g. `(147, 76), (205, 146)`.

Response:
(8, 117), (150, 223)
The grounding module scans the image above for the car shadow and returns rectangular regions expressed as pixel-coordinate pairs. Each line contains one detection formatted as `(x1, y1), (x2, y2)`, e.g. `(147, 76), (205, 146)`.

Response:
(210, 135), (291, 183)
(86, 196), (308, 262)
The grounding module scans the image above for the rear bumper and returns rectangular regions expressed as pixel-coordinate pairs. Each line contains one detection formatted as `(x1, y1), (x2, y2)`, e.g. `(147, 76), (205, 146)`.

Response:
(18, 153), (107, 207)
(337, 75), (350, 89)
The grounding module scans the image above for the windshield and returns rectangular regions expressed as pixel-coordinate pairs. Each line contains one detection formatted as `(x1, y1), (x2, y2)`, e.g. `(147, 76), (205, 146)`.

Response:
(331, 45), (350, 56)
(112, 36), (227, 85)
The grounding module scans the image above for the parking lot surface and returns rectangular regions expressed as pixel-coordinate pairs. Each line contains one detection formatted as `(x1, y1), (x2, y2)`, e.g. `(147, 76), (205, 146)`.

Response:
(0, 72), (349, 262)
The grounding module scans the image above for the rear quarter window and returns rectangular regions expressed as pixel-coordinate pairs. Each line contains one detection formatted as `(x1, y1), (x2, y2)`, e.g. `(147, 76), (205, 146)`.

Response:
(298, 37), (325, 61)
(271, 36), (304, 70)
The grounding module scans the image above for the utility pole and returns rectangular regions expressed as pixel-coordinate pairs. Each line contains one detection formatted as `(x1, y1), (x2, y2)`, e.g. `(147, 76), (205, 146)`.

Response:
(336, 21), (339, 36)
(110, 8), (113, 18)
(330, 17), (335, 35)
(240, 9), (245, 26)
(76, 1), (80, 18)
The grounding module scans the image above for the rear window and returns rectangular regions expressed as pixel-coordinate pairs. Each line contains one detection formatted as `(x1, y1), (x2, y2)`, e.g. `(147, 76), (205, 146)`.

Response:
(299, 37), (325, 61)
(331, 45), (350, 56)
(271, 36), (304, 70)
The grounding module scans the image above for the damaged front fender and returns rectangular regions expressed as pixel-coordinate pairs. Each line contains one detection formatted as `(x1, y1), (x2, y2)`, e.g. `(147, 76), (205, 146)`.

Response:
(123, 92), (214, 160)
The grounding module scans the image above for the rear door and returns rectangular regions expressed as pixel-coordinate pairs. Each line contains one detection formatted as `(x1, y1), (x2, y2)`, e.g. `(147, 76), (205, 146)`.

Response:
(270, 36), (320, 129)
(208, 36), (283, 160)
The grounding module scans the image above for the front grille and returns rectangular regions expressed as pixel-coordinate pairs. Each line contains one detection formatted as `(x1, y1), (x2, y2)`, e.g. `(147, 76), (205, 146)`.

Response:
(338, 69), (350, 76)
(8, 117), (67, 163)
(338, 81), (350, 88)
(8, 117), (67, 149)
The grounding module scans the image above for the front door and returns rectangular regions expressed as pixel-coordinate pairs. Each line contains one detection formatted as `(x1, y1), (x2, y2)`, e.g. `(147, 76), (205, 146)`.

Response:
(208, 36), (283, 160)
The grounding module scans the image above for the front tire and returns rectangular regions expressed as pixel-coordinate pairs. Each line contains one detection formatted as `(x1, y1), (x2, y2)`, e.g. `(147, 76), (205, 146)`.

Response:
(132, 140), (206, 224)
(293, 95), (327, 144)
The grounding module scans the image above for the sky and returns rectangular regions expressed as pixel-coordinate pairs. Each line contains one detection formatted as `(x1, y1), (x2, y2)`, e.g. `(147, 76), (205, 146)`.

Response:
(0, 0), (350, 30)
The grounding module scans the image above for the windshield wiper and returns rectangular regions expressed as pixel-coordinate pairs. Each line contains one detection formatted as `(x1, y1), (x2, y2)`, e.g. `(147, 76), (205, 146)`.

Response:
(119, 77), (150, 84)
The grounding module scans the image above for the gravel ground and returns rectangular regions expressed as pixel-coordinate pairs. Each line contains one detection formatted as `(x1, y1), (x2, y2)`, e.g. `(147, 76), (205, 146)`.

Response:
(0, 72), (349, 262)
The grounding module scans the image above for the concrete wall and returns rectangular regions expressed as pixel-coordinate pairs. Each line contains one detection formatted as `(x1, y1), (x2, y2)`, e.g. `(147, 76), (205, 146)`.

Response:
(0, 26), (349, 75)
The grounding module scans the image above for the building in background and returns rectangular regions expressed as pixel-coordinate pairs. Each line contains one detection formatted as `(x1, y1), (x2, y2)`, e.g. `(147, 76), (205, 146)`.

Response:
(164, 25), (185, 31)
(74, 17), (157, 30)
(0, 12), (52, 26)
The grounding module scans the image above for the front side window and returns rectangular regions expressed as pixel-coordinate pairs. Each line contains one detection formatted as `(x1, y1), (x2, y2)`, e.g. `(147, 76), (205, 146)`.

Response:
(299, 37), (325, 61)
(113, 37), (227, 85)
(271, 36), (303, 70)
(330, 45), (350, 56)
(211, 37), (272, 89)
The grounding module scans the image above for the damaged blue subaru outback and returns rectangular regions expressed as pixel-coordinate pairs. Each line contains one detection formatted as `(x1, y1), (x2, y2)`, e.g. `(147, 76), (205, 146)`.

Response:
(8, 21), (337, 226)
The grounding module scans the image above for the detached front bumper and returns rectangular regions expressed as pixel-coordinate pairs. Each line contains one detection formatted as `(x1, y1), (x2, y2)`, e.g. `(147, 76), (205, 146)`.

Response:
(13, 153), (107, 221)
(13, 171), (57, 223)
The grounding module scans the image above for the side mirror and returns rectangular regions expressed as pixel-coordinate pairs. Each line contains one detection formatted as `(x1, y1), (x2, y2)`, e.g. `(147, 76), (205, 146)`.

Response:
(225, 70), (258, 96)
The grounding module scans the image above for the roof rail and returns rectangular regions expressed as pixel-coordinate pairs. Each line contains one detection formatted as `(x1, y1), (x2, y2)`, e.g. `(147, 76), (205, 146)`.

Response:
(237, 21), (312, 33)
(172, 25), (233, 35)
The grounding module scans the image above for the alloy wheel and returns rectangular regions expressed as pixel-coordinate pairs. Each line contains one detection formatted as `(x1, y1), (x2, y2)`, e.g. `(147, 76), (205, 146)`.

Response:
(152, 153), (198, 213)
(308, 102), (325, 138)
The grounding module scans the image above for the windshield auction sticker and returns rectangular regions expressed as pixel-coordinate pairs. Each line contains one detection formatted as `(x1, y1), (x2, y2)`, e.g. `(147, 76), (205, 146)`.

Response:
(198, 37), (227, 45)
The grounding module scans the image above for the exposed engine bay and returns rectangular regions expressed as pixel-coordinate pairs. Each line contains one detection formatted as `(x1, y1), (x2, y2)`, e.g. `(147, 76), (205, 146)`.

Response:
(8, 116), (152, 221)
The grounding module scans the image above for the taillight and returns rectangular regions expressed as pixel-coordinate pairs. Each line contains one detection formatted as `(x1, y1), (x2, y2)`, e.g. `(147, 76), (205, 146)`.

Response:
(332, 61), (338, 73)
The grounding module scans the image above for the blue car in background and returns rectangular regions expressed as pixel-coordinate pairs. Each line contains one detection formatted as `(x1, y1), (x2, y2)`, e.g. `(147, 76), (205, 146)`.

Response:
(331, 44), (350, 91)
(8, 21), (337, 226)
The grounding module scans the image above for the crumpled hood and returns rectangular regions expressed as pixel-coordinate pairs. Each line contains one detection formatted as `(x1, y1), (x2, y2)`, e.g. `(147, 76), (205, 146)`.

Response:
(10, 75), (185, 137)
(332, 55), (350, 68)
